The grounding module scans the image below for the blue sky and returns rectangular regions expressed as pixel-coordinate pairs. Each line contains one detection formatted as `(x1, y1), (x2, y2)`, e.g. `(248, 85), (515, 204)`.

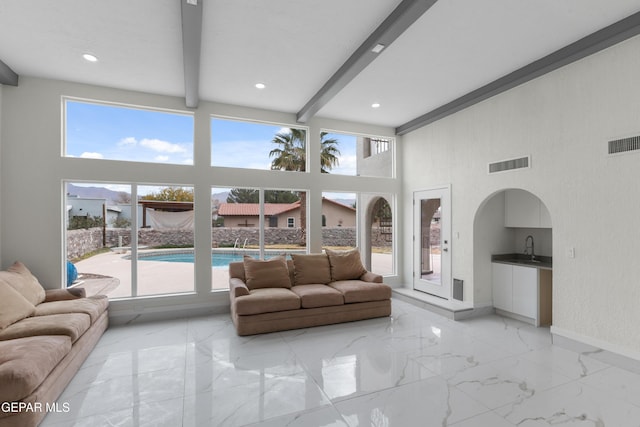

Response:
(65, 100), (356, 175)
(211, 118), (357, 175)
(65, 100), (194, 165)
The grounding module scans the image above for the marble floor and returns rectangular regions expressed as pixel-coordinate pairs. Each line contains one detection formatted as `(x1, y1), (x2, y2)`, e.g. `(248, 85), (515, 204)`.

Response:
(41, 299), (640, 426)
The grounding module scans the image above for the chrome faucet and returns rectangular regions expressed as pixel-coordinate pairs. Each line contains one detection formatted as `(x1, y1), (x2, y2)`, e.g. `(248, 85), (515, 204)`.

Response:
(524, 235), (535, 261)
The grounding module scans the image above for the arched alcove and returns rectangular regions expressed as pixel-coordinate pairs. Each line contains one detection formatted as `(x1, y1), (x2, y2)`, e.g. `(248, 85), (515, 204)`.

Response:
(363, 196), (393, 276)
(472, 188), (552, 315)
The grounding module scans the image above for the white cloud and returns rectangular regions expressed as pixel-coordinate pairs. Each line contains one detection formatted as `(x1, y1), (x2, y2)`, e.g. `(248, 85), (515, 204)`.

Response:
(140, 138), (186, 154)
(154, 155), (170, 162)
(118, 137), (137, 146)
(333, 154), (357, 175)
(80, 152), (104, 159)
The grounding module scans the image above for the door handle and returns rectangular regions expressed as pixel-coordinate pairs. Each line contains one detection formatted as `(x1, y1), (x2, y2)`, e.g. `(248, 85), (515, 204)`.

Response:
(443, 248), (448, 252)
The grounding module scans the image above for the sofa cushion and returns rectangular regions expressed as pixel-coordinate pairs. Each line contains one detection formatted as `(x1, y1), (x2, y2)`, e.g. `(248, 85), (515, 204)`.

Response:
(291, 284), (344, 308)
(34, 295), (109, 323)
(243, 256), (291, 290)
(235, 288), (300, 315)
(329, 280), (392, 303)
(0, 261), (46, 306)
(0, 313), (91, 343)
(0, 335), (72, 402)
(0, 282), (36, 330)
(291, 254), (332, 285)
(44, 287), (86, 302)
(325, 248), (367, 281)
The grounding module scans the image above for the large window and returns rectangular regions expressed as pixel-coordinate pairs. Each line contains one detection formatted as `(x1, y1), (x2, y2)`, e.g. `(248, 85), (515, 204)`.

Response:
(321, 192), (357, 251)
(321, 131), (393, 178)
(211, 117), (307, 172)
(367, 195), (394, 276)
(212, 187), (307, 290)
(65, 182), (195, 299)
(64, 99), (194, 164)
(62, 103), (397, 305)
(320, 192), (394, 276)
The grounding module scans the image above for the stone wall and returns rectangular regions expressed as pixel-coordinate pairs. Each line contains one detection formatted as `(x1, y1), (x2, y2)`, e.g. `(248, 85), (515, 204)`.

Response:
(68, 226), (392, 260)
(67, 228), (105, 260)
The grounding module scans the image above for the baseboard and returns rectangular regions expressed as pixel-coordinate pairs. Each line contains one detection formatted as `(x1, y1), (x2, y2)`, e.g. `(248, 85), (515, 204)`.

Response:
(392, 288), (490, 321)
(495, 308), (536, 326)
(551, 325), (640, 374)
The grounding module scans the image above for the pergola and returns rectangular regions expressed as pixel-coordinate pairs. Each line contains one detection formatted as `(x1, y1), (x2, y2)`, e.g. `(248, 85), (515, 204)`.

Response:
(138, 200), (194, 228)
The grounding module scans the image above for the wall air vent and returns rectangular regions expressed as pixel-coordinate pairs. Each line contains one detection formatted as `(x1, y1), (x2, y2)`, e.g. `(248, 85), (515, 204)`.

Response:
(488, 156), (530, 174)
(608, 136), (640, 155)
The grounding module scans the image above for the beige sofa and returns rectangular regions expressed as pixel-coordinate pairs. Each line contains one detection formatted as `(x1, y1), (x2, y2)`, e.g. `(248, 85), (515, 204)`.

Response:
(0, 262), (109, 427)
(229, 249), (391, 335)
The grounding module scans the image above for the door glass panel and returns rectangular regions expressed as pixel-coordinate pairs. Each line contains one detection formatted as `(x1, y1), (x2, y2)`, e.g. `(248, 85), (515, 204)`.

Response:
(420, 198), (441, 285)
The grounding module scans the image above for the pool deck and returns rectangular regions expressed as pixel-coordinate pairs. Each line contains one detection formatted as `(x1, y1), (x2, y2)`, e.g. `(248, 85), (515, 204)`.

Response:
(75, 249), (393, 299)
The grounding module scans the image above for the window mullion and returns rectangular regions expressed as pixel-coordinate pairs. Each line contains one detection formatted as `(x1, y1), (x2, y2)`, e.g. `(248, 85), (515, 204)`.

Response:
(131, 184), (138, 297)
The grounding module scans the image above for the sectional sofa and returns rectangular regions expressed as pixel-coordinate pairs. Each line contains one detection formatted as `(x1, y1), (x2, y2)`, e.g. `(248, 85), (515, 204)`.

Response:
(229, 249), (392, 335)
(0, 262), (109, 427)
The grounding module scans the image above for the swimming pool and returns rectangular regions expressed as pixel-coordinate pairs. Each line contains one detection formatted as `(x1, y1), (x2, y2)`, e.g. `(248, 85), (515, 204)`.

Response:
(138, 251), (288, 267)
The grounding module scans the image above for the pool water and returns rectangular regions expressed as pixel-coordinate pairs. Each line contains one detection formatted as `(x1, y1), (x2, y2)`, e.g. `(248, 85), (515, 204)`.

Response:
(139, 252), (279, 267)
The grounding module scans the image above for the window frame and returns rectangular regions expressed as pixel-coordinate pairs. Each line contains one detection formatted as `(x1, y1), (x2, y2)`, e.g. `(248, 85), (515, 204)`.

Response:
(62, 96), (195, 165)
(210, 115), (310, 173)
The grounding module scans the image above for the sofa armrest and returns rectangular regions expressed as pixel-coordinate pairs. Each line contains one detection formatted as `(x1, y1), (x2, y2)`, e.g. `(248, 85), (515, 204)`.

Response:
(360, 271), (383, 283)
(44, 288), (86, 302)
(229, 278), (250, 297)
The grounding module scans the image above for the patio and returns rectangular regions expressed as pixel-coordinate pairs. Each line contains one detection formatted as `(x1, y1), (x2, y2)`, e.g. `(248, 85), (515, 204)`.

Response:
(73, 250), (393, 299)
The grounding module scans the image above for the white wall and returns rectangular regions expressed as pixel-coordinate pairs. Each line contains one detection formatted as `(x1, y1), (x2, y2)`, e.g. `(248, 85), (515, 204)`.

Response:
(402, 34), (640, 358)
(0, 84), (3, 263)
(0, 77), (399, 317)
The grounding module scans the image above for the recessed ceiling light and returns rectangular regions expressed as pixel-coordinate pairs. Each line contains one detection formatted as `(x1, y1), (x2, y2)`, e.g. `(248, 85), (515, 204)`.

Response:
(372, 103), (381, 108)
(371, 44), (386, 54)
(255, 83), (266, 89)
(82, 53), (98, 62)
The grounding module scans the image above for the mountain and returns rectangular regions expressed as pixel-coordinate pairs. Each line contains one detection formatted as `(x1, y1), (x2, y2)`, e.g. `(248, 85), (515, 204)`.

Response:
(66, 186), (355, 208)
(66, 184), (130, 204)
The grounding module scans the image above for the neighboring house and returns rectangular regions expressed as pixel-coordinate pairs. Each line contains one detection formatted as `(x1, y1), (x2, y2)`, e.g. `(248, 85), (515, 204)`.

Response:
(217, 198), (356, 228)
(320, 198), (356, 227)
(65, 196), (122, 229)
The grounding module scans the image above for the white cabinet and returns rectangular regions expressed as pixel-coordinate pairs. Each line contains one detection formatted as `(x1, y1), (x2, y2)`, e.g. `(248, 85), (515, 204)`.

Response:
(492, 262), (552, 326)
(491, 263), (513, 312)
(512, 266), (538, 319)
(504, 189), (552, 228)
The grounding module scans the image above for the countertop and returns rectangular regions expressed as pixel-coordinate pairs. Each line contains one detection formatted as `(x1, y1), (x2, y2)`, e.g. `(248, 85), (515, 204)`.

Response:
(492, 253), (552, 270)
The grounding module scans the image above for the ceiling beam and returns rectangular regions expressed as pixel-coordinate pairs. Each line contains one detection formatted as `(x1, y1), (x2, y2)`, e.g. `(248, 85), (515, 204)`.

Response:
(396, 10), (640, 136)
(0, 58), (19, 86)
(296, 0), (438, 123)
(180, 0), (203, 108)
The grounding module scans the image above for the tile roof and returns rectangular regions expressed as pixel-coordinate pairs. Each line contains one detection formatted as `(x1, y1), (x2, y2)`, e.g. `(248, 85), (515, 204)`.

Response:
(218, 202), (300, 216)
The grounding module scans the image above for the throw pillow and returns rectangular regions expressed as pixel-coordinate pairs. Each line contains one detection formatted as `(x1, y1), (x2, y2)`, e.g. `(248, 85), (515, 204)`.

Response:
(0, 281), (36, 330)
(325, 248), (367, 281)
(291, 254), (332, 285)
(243, 256), (291, 290)
(0, 261), (46, 306)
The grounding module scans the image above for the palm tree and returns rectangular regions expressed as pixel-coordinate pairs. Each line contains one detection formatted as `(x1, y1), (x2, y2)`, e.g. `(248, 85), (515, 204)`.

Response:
(269, 129), (340, 245)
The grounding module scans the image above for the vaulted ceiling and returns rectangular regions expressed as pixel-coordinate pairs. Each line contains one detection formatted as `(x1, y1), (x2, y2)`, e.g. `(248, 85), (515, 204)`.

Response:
(2, 0), (640, 134)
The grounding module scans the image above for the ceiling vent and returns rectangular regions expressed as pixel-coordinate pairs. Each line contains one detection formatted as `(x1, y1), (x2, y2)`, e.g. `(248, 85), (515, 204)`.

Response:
(488, 156), (530, 174)
(608, 135), (640, 155)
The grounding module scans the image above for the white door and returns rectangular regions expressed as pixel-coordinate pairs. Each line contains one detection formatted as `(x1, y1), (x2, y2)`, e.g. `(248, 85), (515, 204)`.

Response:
(413, 187), (451, 299)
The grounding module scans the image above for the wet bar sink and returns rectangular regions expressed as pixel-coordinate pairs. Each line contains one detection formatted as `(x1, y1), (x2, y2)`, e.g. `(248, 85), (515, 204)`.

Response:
(491, 253), (552, 270)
